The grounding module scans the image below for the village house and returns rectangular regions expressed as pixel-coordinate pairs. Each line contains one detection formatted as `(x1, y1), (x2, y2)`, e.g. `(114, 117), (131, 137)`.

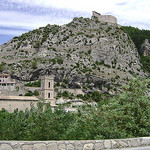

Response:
(0, 74), (56, 112)
(0, 74), (16, 91)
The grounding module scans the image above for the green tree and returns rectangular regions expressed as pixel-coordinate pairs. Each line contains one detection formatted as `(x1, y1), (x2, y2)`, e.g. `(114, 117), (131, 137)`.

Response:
(32, 60), (37, 69)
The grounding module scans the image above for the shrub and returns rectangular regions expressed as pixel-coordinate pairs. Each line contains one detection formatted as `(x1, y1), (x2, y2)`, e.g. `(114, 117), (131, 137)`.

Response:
(24, 80), (41, 87)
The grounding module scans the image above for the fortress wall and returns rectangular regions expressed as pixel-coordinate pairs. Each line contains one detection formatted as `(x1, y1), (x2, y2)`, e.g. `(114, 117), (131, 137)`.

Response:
(0, 137), (150, 150)
(92, 11), (117, 24)
(101, 15), (117, 24)
(92, 11), (101, 18)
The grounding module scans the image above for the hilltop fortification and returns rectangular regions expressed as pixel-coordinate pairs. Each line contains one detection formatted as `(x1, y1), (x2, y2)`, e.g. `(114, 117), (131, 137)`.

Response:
(92, 11), (117, 24)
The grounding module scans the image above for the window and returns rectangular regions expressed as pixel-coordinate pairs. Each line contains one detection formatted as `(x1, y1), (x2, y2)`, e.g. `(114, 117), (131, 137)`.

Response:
(48, 93), (50, 98)
(48, 82), (50, 88)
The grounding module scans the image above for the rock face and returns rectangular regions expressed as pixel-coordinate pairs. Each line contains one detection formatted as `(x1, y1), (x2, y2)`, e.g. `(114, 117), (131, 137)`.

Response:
(141, 39), (150, 56)
(0, 16), (145, 94)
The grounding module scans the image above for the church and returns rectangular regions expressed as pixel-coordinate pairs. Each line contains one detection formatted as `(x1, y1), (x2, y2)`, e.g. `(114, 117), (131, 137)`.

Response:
(0, 75), (56, 112)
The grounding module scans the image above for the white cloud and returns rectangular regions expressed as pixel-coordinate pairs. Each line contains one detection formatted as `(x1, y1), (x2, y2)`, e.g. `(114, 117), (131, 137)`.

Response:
(0, 28), (26, 36)
(0, 10), (72, 30)
(6, 0), (150, 29)
(0, 0), (150, 42)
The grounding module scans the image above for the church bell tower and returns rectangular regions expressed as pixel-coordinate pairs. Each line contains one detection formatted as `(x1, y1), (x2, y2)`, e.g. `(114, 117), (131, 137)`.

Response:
(41, 75), (55, 106)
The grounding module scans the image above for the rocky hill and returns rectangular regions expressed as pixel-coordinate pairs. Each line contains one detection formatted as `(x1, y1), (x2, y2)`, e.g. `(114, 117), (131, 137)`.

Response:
(0, 17), (145, 94)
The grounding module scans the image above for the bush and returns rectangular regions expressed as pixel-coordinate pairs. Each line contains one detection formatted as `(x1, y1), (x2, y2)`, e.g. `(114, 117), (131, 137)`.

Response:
(32, 61), (37, 69)
(0, 78), (149, 140)
(24, 90), (39, 96)
(24, 80), (41, 87)
(0, 62), (6, 72)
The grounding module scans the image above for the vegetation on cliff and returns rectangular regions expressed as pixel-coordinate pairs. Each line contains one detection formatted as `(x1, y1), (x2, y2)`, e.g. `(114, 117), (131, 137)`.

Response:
(0, 78), (149, 140)
(121, 26), (150, 73)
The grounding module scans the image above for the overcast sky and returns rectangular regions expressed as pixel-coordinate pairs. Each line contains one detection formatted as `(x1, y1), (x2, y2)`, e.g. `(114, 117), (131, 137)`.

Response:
(0, 0), (150, 45)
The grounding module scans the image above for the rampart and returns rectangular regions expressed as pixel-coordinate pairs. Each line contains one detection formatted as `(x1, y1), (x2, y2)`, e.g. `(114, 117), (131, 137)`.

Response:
(92, 11), (117, 24)
(0, 137), (150, 150)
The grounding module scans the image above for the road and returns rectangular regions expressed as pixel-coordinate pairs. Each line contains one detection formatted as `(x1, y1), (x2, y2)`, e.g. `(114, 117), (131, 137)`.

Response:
(113, 146), (150, 150)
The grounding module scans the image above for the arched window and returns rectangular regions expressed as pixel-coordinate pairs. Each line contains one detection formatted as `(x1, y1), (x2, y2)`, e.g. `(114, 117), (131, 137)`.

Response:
(48, 93), (50, 98)
(48, 82), (50, 88)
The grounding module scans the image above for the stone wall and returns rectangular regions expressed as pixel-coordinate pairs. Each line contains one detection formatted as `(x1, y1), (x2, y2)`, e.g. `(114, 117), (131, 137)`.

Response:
(0, 137), (150, 150)
(92, 11), (117, 24)
(0, 100), (37, 113)
(58, 88), (84, 96)
(0, 96), (38, 113)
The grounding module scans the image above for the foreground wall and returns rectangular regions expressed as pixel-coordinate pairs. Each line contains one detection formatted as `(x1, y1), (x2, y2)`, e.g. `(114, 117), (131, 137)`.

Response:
(0, 137), (150, 150)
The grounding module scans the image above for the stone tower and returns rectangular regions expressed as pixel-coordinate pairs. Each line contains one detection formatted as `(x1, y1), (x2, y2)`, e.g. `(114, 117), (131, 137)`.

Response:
(41, 75), (55, 106)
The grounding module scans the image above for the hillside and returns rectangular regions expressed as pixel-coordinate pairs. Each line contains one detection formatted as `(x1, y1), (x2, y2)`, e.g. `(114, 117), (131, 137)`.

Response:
(0, 17), (146, 95)
(121, 26), (150, 73)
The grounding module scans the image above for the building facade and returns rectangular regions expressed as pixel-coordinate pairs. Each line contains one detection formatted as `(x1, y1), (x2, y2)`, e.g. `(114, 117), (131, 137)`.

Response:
(0, 74), (16, 91)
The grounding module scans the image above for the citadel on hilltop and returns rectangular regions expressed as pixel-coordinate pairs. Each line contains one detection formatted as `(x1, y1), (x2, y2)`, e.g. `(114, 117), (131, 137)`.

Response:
(92, 11), (117, 24)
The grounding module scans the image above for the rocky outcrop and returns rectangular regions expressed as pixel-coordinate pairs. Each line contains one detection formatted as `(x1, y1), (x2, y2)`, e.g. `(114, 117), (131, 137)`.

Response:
(141, 39), (150, 56)
(0, 17), (146, 94)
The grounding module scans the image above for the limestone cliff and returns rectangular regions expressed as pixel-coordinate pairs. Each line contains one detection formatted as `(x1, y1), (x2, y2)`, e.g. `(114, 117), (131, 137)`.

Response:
(0, 17), (145, 94)
(140, 39), (150, 56)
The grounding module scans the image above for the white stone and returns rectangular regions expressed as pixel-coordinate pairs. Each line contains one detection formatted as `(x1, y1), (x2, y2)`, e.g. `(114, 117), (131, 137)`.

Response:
(130, 139), (138, 147)
(75, 141), (83, 150)
(22, 144), (33, 150)
(67, 144), (74, 150)
(104, 140), (111, 149)
(118, 140), (128, 147)
(58, 143), (66, 150)
(94, 142), (104, 150)
(83, 143), (93, 150)
(0, 144), (13, 150)
(111, 140), (118, 148)
(47, 143), (57, 150)
(33, 143), (46, 150)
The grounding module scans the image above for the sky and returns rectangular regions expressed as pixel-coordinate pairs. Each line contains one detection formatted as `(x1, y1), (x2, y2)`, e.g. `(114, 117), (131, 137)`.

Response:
(0, 0), (150, 45)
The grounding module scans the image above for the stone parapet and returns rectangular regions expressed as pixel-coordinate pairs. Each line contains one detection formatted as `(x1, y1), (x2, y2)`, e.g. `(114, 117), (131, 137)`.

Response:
(0, 137), (150, 150)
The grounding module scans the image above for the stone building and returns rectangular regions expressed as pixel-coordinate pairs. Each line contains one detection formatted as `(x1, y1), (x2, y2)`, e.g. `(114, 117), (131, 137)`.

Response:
(0, 96), (38, 113)
(0, 74), (16, 91)
(92, 11), (117, 24)
(0, 75), (56, 112)
(41, 75), (55, 106)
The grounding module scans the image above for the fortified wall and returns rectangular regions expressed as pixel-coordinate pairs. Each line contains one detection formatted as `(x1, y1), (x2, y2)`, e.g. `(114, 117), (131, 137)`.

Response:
(92, 11), (117, 24)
